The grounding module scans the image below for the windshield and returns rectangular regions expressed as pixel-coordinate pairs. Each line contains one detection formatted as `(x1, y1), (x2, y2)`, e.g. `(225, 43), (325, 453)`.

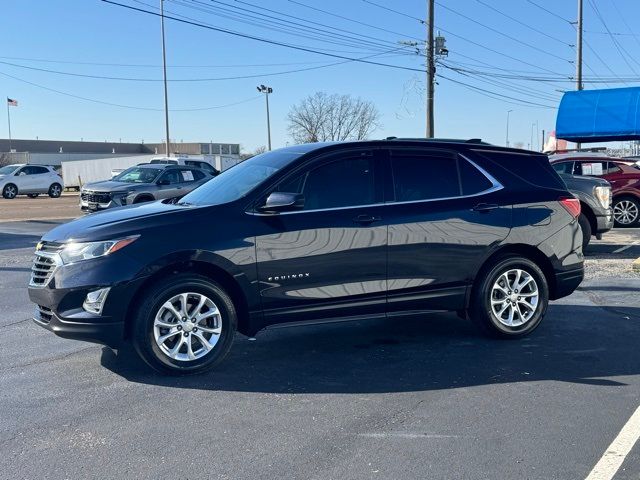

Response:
(0, 165), (19, 175)
(179, 150), (303, 206)
(113, 167), (163, 183)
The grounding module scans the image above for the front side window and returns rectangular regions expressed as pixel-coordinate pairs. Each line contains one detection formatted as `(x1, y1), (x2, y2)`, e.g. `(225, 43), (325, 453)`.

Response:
(160, 170), (183, 185)
(276, 154), (376, 210)
(575, 161), (607, 176)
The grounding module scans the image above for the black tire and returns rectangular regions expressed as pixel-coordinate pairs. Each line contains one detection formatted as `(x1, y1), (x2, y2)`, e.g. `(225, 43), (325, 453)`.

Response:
(2, 183), (17, 199)
(48, 183), (62, 198)
(612, 196), (640, 227)
(469, 255), (549, 339)
(578, 213), (592, 251)
(132, 273), (237, 375)
(27, 193), (40, 199)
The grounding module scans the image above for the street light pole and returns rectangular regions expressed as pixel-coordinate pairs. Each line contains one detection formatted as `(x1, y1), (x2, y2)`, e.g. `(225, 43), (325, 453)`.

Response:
(575, 0), (583, 150)
(506, 109), (513, 147)
(160, 0), (171, 157)
(257, 85), (273, 150)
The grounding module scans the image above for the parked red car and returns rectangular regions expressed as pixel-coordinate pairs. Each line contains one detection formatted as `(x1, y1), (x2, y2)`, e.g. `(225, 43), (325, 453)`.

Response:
(550, 154), (640, 227)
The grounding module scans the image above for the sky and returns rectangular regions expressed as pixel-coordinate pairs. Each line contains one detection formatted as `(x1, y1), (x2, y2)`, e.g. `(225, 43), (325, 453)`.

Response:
(2, 0), (640, 153)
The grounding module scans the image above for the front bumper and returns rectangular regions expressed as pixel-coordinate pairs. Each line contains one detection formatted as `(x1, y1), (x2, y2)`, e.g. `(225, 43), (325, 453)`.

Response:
(594, 208), (614, 235)
(79, 194), (128, 212)
(33, 305), (125, 348)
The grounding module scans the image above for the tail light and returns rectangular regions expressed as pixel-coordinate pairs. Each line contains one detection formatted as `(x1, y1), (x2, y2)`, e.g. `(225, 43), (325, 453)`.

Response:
(559, 197), (581, 218)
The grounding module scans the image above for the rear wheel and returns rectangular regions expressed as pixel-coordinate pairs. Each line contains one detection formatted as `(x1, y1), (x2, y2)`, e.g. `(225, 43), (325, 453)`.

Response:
(132, 274), (237, 375)
(613, 197), (639, 227)
(48, 183), (62, 198)
(470, 256), (549, 338)
(578, 213), (592, 251)
(2, 184), (17, 199)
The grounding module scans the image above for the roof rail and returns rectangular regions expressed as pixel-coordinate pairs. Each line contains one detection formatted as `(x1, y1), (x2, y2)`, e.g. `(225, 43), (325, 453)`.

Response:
(546, 147), (607, 155)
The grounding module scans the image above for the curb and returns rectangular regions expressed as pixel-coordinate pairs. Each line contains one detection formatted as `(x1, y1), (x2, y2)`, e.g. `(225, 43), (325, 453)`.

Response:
(633, 257), (640, 272)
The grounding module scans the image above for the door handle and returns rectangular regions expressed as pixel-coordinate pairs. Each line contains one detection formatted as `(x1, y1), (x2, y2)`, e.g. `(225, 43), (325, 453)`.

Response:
(472, 203), (499, 213)
(353, 214), (381, 224)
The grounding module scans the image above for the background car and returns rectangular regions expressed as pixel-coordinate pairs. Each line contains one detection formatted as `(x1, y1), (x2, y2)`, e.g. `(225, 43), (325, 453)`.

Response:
(80, 164), (212, 211)
(0, 164), (64, 199)
(149, 157), (220, 176)
(559, 173), (612, 249)
(550, 154), (640, 227)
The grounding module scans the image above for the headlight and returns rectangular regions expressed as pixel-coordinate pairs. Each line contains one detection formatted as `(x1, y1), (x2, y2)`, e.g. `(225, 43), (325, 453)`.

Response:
(58, 236), (139, 264)
(594, 186), (611, 209)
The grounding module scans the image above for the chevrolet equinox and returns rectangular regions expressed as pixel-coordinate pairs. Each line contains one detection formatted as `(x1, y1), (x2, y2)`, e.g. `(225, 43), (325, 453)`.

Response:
(28, 139), (584, 374)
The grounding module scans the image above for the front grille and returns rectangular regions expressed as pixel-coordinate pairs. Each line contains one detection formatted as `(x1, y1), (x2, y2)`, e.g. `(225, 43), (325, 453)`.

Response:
(35, 305), (53, 324)
(81, 192), (111, 204)
(30, 242), (63, 287)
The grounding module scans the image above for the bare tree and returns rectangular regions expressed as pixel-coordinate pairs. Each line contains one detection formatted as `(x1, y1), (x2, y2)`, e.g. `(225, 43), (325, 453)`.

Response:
(239, 145), (267, 160)
(287, 92), (381, 143)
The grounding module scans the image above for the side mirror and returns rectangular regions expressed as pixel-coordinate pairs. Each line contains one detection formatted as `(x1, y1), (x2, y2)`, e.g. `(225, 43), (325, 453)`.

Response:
(258, 192), (305, 213)
(157, 179), (170, 186)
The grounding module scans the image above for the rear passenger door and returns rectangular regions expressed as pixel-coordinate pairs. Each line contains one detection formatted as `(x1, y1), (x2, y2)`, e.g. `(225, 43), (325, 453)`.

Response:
(385, 148), (512, 314)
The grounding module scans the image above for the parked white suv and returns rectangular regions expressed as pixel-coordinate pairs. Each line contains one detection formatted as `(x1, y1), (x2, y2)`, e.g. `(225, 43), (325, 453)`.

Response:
(0, 164), (64, 199)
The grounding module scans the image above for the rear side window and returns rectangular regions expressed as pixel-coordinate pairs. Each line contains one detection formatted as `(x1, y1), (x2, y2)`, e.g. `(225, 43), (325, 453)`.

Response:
(473, 150), (566, 190)
(459, 158), (493, 195)
(391, 155), (459, 201)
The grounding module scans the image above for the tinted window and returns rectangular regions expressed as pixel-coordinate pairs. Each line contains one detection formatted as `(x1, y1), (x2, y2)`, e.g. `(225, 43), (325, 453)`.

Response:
(552, 162), (574, 175)
(391, 154), (459, 201)
(161, 170), (183, 184)
(278, 155), (376, 210)
(473, 150), (566, 190)
(459, 158), (493, 195)
(606, 162), (622, 174)
(189, 169), (205, 181)
(30, 166), (49, 174)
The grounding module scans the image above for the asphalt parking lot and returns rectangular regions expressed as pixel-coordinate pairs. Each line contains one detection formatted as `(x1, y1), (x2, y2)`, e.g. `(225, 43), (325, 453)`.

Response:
(1, 209), (639, 478)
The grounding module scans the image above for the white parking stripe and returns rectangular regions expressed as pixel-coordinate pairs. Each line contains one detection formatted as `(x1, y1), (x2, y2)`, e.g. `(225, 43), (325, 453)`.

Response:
(613, 241), (639, 254)
(585, 405), (640, 480)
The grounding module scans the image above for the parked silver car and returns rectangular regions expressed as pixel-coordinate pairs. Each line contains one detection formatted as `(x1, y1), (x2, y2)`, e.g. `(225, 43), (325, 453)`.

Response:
(80, 164), (212, 212)
(0, 164), (64, 199)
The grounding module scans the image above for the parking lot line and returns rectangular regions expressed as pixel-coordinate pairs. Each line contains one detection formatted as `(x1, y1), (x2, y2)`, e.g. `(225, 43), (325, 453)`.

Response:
(585, 405), (640, 480)
(613, 242), (640, 254)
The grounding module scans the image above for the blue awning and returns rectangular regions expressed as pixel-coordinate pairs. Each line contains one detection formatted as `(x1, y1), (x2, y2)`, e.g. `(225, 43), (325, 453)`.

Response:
(556, 87), (640, 142)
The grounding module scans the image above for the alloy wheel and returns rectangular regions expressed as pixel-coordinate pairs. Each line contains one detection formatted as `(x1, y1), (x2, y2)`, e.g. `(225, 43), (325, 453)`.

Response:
(50, 184), (61, 197)
(613, 200), (639, 225)
(153, 292), (222, 361)
(3, 185), (17, 199)
(490, 269), (539, 327)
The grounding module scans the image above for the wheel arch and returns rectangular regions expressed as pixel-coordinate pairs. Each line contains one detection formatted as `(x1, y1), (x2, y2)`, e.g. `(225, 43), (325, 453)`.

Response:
(467, 244), (557, 309)
(124, 260), (253, 339)
(579, 201), (597, 232)
(132, 193), (155, 203)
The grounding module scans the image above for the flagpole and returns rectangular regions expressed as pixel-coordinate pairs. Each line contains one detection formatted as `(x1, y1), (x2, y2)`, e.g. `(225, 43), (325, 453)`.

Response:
(6, 100), (11, 152)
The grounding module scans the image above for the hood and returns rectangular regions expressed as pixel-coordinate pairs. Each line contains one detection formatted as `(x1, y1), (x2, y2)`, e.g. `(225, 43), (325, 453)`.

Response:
(42, 201), (210, 243)
(82, 180), (146, 193)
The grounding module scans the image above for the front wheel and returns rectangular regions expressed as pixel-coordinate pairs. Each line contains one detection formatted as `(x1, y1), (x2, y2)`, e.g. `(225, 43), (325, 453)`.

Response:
(48, 183), (62, 198)
(470, 256), (549, 338)
(2, 184), (17, 199)
(132, 274), (237, 375)
(613, 197), (639, 227)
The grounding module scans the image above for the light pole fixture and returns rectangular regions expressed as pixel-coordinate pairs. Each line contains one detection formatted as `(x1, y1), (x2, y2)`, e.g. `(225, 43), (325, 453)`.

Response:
(257, 85), (273, 151)
(160, 0), (171, 157)
(506, 109), (513, 147)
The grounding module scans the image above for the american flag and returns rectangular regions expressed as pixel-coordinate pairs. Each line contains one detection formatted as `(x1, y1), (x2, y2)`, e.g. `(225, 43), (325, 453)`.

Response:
(7, 98), (18, 107)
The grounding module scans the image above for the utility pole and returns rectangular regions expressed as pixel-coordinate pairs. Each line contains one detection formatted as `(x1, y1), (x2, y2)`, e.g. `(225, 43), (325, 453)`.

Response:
(257, 85), (273, 150)
(160, 0), (171, 157)
(506, 110), (513, 147)
(576, 0), (583, 149)
(426, 0), (435, 138)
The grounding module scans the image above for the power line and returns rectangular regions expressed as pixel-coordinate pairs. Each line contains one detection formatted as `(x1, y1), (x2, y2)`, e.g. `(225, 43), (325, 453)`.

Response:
(0, 70), (262, 111)
(436, 2), (572, 63)
(101, 0), (426, 74)
(587, 0), (638, 77)
(474, 0), (572, 47)
(287, 0), (424, 44)
(0, 47), (408, 82)
(525, 0), (573, 24)
(361, 0), (424, 23)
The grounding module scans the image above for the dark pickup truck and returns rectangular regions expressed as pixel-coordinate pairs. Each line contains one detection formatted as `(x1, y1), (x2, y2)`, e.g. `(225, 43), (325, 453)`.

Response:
(560, 173), (613, 249)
